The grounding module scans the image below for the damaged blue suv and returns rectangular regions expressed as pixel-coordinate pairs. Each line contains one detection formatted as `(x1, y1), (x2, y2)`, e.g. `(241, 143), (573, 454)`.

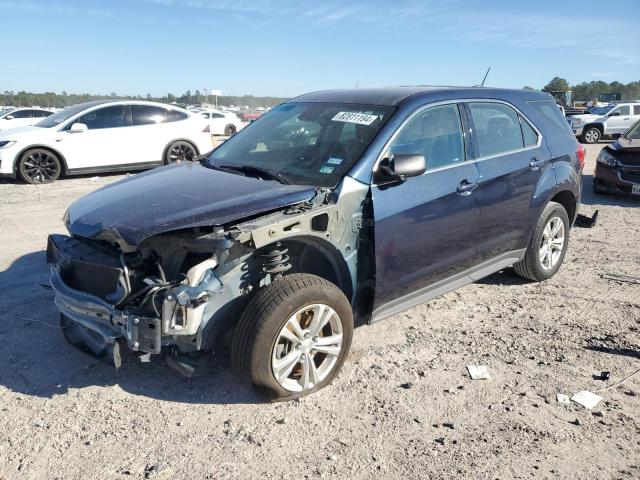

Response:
(47, 86), (583, 399)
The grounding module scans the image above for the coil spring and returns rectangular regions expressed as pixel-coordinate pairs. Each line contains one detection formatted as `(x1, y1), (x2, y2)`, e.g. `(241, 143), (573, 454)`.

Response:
(261, 242), (291, 276)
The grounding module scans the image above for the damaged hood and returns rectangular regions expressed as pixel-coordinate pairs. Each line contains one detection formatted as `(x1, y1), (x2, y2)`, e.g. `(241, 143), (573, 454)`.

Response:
(65, 162), (318, 246)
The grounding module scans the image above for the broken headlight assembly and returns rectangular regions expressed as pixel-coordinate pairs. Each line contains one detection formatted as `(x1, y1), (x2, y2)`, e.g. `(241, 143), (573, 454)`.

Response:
(596, 148), (617, 167)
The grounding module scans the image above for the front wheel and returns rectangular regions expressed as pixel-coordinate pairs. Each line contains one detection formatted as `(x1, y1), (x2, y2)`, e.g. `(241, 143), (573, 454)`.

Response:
(581, 127), (601, 144)
(231, 274), (353, 400)
(17, 148), (62, 184)
(513, 201), (570, 282)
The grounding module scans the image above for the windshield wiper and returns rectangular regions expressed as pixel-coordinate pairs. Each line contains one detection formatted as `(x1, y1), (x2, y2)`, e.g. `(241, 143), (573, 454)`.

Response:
(216, 164), (290, 184)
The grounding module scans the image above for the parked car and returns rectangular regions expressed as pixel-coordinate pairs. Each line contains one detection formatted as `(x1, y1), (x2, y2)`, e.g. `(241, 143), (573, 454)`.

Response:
(198, 109), (246, 136)
(46, 87), (582, 399)
(0, 107), (53, 131)
(593, 119), (640, 196)
(569, 102), (640, 144)
(0, 100), (213, 184)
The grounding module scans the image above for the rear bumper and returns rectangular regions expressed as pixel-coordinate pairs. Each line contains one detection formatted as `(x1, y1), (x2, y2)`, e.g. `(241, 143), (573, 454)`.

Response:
(593, 161), (640, 195)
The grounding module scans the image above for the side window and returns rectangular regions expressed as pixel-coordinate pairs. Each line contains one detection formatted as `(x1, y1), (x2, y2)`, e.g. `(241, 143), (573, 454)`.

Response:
(211, 113), (225, 119)
(468, 102), (523, 157)
(520, 115), (538, 147)
(634, 105), (640, 115)
(200, 112), (210, 119)
(389, 104), (465, 170)
(77, 106), (125, 130)
(167, 110), (188, 122)
(34, 110), (51, 118)
(131, 105), (167, 126)
(11, 110), (32, 119)
(613, 106), (630, 116)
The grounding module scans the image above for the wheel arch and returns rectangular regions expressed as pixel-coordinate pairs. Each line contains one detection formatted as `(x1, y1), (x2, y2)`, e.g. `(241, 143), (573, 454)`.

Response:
(261, 236), (354, 302)
(583, 123), (604, 134)
(15, 144), (69, 176)
(550, 189), (577, 225)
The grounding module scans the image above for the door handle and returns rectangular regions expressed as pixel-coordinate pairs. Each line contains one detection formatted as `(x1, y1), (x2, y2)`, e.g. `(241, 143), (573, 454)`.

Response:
(457, 179), (477, 195)
(529, 158), (544, 170)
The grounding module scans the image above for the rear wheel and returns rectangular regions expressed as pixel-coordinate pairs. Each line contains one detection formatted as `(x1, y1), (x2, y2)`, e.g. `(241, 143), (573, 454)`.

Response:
(582, 127), (601, 144)
(17, 148), (62, 184)
(231, 274), (353, 400)
(514, 201), (570, 282)
(224, 124), (237, 136)
(164, 140), (197, 164)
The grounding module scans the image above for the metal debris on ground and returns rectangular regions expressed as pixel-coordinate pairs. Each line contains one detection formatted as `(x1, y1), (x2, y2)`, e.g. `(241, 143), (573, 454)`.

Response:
(571, 390), (603, 410)
(601, 273), (640, 285)
(593, 371), (611, 381)
(574, 210), (599, 228)
(556, 393), (571, 405)
(466, 365), (491, 380)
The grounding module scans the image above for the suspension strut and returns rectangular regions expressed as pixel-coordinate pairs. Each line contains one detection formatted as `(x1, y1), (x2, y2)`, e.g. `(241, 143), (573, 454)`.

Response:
(261, 242), (291, 278)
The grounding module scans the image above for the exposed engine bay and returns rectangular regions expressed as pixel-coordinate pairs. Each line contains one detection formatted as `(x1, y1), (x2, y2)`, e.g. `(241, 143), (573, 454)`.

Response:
(47, 177), (373, 373)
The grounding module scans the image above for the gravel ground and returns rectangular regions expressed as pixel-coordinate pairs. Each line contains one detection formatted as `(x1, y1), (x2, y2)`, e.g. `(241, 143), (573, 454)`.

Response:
(0, 143), (638, 480)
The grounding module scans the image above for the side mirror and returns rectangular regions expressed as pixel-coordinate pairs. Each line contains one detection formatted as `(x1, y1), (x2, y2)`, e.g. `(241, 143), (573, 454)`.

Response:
(69, 122), (88, 133)
(609, 111), (620, 117)
(377, 154), (426, 184)
(5, 115), (14, 120)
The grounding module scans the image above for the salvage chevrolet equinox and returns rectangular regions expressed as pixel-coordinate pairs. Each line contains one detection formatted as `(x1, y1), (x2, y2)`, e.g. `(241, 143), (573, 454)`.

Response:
(47, 87), (583, 399)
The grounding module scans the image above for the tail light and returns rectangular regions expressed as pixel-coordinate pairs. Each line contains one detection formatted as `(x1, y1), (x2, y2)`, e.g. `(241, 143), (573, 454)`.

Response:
(576, 144), (585, 170)
(202, 125), (210, 133)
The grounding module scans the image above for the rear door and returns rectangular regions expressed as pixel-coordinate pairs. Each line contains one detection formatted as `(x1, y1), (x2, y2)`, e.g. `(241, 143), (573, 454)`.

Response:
(129, 104), (170, 163)
(464, 101), (550, 270)
(372, 103), (480, 316)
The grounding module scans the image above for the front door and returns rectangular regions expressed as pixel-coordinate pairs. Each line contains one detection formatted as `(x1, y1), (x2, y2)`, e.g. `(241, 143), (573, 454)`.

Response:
(606, 105), (634, 135)
(371, 103), (480, 317)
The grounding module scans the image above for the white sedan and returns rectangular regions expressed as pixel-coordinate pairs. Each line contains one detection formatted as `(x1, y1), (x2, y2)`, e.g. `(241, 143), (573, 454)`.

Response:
(0, 100), (213, 184)
(198, 109), (246, 136)
(0, 107), (53, 131)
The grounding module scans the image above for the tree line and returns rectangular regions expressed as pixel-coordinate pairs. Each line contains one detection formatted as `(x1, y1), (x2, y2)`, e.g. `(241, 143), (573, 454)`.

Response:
(2, 78), (639, 109)
(539, 77), (640, 102)
(0, 90), (289, 109)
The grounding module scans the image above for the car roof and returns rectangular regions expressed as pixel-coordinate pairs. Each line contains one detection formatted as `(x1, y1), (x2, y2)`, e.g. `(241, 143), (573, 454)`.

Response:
(68, 99), (190, 112)
(290, 86), (551, 107)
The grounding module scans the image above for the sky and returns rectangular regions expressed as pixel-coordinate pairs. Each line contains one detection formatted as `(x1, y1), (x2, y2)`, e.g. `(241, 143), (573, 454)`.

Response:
(1, 0), (639, 97)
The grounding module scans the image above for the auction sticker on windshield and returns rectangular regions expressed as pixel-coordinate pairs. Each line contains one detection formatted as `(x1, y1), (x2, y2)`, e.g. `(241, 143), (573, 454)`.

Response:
(332, 112), (378, 125)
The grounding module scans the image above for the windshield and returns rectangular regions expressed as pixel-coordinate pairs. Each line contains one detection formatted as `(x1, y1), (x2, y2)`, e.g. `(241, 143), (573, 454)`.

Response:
(588, 106), (613, 115)
(206, 102), (395, 187)
(624, 120), (640, 140)
(35, 103), (96, 128)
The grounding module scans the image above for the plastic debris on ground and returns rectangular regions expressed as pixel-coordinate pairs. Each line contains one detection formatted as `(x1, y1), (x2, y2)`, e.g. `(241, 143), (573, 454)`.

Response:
(466, 365), (491, 380)
(556, 393), (571, 405)
(571, 390), (603, 410)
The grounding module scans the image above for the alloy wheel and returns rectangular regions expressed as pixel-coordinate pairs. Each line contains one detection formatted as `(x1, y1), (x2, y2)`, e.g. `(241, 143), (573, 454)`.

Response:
(271, 303), (344, 393)
(168, 142), (196, 163)
(584, 129), (600, 143)
(22, 150), (60, 183)
(539, 216), (565, 270)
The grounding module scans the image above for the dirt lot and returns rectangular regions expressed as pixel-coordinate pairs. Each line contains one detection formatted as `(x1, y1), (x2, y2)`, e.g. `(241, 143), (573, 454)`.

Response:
(0, 143), (638, 480)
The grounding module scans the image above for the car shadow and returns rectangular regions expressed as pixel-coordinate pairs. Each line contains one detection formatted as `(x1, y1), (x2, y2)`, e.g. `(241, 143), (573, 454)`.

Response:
(581, 173), (640, 208)
(474, 268), (531, 286)
(584, 336), (640, 360)
(0, 251), (265, 404)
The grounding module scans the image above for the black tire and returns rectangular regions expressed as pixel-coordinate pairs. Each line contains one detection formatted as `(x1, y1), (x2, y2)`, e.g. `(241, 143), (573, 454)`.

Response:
(581, 127), (601, 144)
(592, 183), (607, 195)
(224, 124), (237, 136)
(231, 273), (353, 400)
(513, 201), (570, 282)
(17, 148), (62, 184)
(164, 140), (197, 164)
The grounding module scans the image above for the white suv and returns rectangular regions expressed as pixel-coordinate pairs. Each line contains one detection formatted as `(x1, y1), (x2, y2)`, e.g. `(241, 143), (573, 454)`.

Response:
(569, 102), (640, 143)
(0, 100), (213, 184)
(0, 107), (53, 131)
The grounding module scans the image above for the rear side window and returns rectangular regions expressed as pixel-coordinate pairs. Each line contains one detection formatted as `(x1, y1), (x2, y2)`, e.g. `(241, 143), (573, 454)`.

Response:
(34, 110), (52, 118)
(77, 106), (125, 129)
(167, 109), (188, 122)
(520, 116), (538, 147)
(468, 102), (523, 157)
(389, 103), (465, 170)
(132, 105), (167, 125)
(634, 106), (640, 115)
